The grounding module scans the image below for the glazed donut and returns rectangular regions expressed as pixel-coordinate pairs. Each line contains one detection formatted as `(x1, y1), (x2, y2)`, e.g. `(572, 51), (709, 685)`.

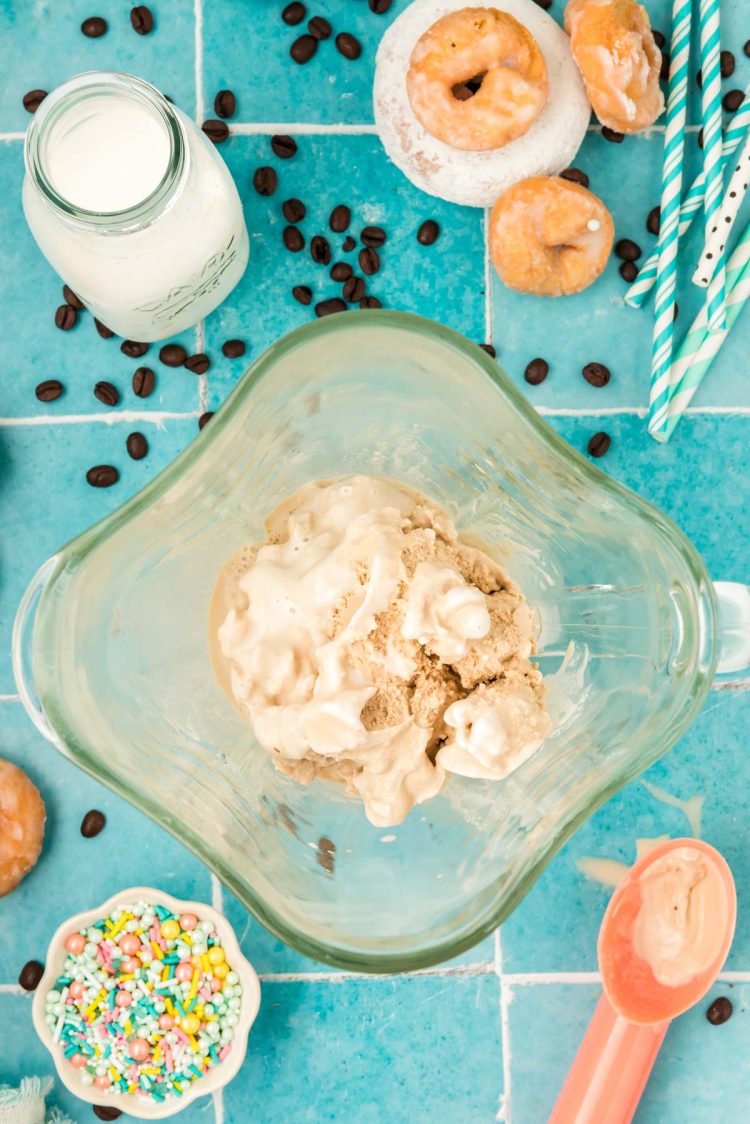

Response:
(406, 9), (548, 151)
(564, 0), (664, 134)
(489, 175), (614, 296)
(0, 757), (45, 897)
(374, 0), (590, 207)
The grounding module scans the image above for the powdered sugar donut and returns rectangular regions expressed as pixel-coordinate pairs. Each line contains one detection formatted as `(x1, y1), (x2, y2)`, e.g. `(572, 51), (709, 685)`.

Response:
(374, 0), (591, 208)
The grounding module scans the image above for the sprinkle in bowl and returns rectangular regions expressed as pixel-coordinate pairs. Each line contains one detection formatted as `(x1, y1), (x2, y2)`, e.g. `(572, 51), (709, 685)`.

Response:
(32, 886), (261, 1119)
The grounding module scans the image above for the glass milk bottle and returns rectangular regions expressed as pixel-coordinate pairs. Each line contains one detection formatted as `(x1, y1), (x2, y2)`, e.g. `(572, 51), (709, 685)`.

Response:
(23, 71), (249, 342)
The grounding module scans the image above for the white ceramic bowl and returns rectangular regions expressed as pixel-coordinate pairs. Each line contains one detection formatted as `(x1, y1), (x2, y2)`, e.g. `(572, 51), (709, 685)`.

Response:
(32, 886), (261, 1119)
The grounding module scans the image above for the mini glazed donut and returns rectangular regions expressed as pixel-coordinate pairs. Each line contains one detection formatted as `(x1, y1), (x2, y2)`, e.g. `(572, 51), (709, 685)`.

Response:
(406, 8), (548, 151)
(0, 757), (45, 896)
(489, 176), (614, 296)
(564, 0), (664, 133)
(374, 0), (590, 207)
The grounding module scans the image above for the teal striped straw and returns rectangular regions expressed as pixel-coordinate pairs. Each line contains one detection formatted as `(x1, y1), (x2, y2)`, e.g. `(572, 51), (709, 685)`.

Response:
(697, 0), (726, 332)
(625, 84), (750, 309)
(648, 0), (693, 437)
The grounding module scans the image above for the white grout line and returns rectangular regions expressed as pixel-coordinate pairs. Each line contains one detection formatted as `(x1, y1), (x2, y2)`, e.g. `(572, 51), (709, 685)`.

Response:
(213, 1087), (225, 1124)
(227, 122), (380, 136)
(535, 405), (750, 418)
(194, 0), (204, 124)
(0, 133), (25, 142)
(483, 207), (493, 346)
(0, 410), (199, 427)
(196, 320), (209, 414)
(495, 932), (513, 1124)
(0, 694), (20, 702)
(505, 971), (602, 986)
(257, 961), (496, 983)
(210, 873), (224, 914)
(0, 984), (24, 994)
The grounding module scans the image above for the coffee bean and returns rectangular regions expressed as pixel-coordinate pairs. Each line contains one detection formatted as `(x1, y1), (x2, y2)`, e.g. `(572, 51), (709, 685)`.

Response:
(619, 261), (638, 282)
(283, 197), (306, 222)
(310, 234), (332, 264)
(361, 225), (386, 247)
(86, 465), (119, 488)
(184, 353), (210, 375)
(283, 226), (305, 252)
(359, 247), (380, 275)
(360, 296), (382, 309)
(18, 960), (44, 992)
(253, 166), (277, 196)
(652, 29), (665, 49)
(369, 0), (392, 11)
(479, 343), (496, 358)
(81, 16), (107, 37)
(582, 361), (611, 387)
(121, 339), (149, 358)
(745, 40), (750, 60)
(36, 379), (64, 402)
(94, 318), (114, 339)
(660, 51), (670, 81)
(93, 1107), (122, 1121)
(417, 219), (440, 245)
(331, 262), (353, 281)
(524, 358), (548, 385)
(62, 284), (85, 310)
(94, 381), (119, 407)
(601, 126), (624, 144)
(222, 339), (246, 358)
(292, 284), (313, 305)
(316, 836), (335, 872)
(615, 238), (641, 261)
(532, 0), (552, 8)
(343, 275), (365, 302)
(198, 412), (214, 430)
(336, 32), (362, 59)
(329, 204), (351, 233)
(271, 134), (297, 159)
(647, 205), (661, 235)
(560, 167), (589, 188)
(315, 298), (347, 317)
(214, 89), (236, 119)
(130, 5), (154, 34)
(308, 15), (331, 39)
(55, 305), (76, 331)
(723, 89), (744, 113)
(342, 234), (356, 252)
(706, 997), (733, 1026)
(132, 367), (155, 397)
(126, 432), (148, 460)
(720, 50), (735, 78)
(282, 1), (306, 24)
(587, 431), (611, 457)
(291, 34), (317, 63)
(202, 119), (229, 144)
(159, 343), (187, 366)
(81, 809), (106, 837)
(23, 89), (47, 113)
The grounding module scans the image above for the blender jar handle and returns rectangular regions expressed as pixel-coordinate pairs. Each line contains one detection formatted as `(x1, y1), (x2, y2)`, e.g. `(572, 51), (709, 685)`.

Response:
(713, 582), (750, 677)
(12, 556), (61, 745)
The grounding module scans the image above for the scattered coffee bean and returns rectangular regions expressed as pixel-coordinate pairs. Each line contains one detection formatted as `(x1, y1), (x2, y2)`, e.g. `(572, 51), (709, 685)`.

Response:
(660, 51), (670, 81)
(417, 219), (440, 245)
(185, 353), (211, 375)
(329, 204), (351, 233)
(342, 234), (357, 252)
(706, 997), (733, 1026)
(222, 339), (246, 359)
(315, 297), (347, 317)
(121, 339), (149, 358)
(81, 16), (107, 37)
(159, 343), (187, 366)
(283, 226), (305, 252)
(132, 367), (155, 397)
(615, 238), (641, 261)
(336, 32), (362, 59)
(652, 29), (665, 49)
(720, 50), (735, 78)
(86, 465), (119, 488)
(271, 134), (297, 159)
(316, 836), (336, 872)
(745, 40), (750, 59)
(93, 1107), (122, 1121)
(582, 361), (611, 387)
(18, 960), (44, 992)
(23, 89), (47, 113)
(647, 205), (661, 236)
(126, 432), (148, 460)
(560, 167), (589, 188)
(587, 431), (611, 457)
(343, 275), (365, 302)
(360, 296), (382, 308)
(524, 357), (548, 385)
(130, 5), (154, 34)
(532, 0), (553, 8)
(310, 234), (332, 264)
(292, 284), (313, 305)
(479, 343), (496, 357)
(198, 412), (214, 430)
(308, 15), (331, 39)
(283, 197), (306, 222)
(62, 284), (85, 310)
(55, 305), (76, 331)
(94, 381), (119, 407)
(94, 318), (114, 339)
(214, 89), (236, 119)
(359, 246), (380, 275)
(35, 379), (64, 402)
(369, 0), (392, 12)
(282, 1), (306, 25)
(601, 126), (624, 143)
(361, 225), (387, 247)
(291, 34), (318, 63)
(620, 260), (639, 282)
(81, 808), (106, 837)
(331, 262), (353, 281)
(253, 166), (277, 196)
(723, 89), (744, 113)
(202, 119), (229, 144)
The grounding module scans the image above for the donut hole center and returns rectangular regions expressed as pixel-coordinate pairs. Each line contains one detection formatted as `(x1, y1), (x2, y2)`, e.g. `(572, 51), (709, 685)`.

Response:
(451, 72), (487, 101)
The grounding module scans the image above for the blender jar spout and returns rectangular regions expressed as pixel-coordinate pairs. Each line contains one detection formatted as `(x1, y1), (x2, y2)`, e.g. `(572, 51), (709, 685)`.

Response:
(713, 583), (750, 677)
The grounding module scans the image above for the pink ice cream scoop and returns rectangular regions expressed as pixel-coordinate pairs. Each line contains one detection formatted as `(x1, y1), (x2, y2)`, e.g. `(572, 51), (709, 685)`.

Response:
(550, 837), (736, 1124)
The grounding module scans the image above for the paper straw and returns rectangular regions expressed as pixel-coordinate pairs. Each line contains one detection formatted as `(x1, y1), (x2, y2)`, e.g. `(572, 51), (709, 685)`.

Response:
(694, 0), (726, 330)
(648, 0), (693, 436)
(693, 128), (750, 285)
(625, 83), (750, 308)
